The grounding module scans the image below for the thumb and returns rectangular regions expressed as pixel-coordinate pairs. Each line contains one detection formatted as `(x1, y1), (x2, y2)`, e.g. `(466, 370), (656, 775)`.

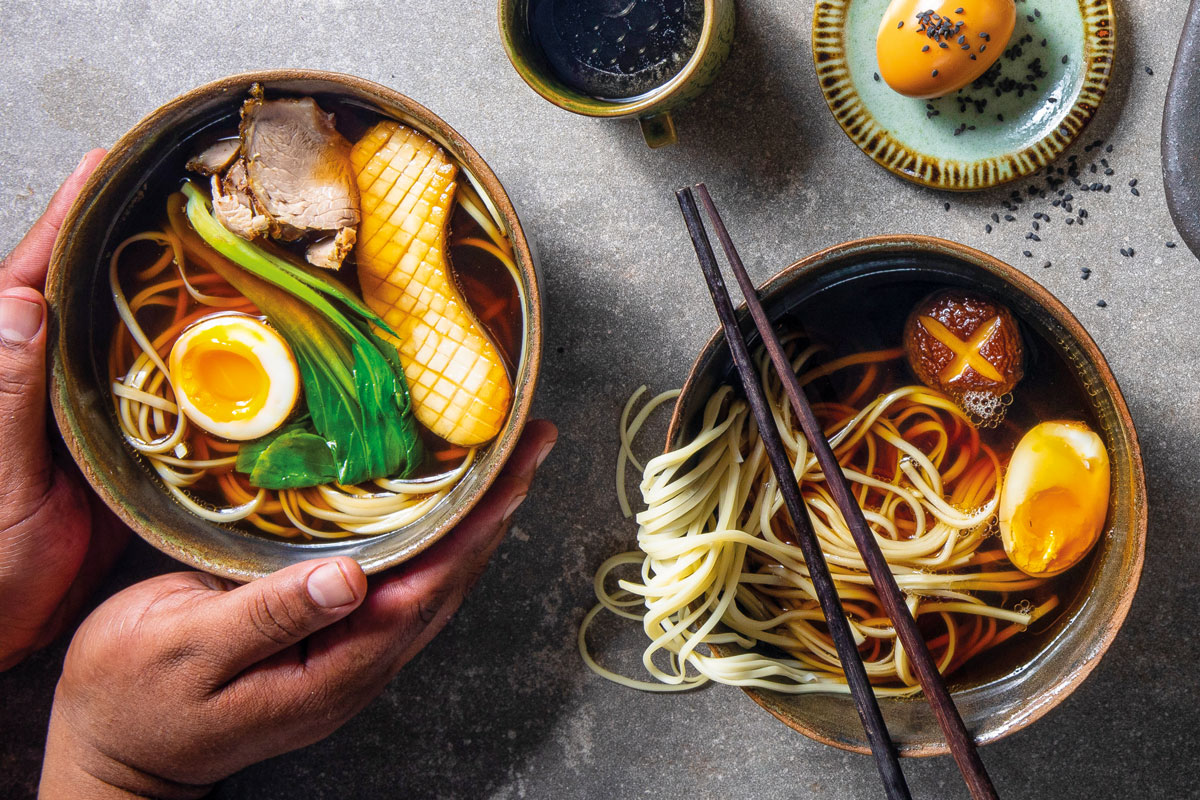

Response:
(198, 557), (368, 677)
(0, 287), (50, 517)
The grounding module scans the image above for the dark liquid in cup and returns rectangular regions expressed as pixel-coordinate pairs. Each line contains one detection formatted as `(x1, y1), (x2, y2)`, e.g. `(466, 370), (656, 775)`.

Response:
(530, 0), (705, 100)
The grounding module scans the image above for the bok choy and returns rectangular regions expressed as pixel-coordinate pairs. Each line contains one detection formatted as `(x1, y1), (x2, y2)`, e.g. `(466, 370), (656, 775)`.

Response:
(179, 182), (421, 488)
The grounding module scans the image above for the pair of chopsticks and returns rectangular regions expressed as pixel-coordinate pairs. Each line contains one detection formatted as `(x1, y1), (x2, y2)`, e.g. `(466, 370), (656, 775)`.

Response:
(676, 184), (999, 800)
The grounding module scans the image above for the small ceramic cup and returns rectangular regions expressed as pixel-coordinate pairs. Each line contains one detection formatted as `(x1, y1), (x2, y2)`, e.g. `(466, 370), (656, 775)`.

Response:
(497, 0), (735, 148)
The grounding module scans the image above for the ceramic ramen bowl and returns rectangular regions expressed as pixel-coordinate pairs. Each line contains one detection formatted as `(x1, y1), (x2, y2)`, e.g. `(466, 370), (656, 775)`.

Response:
(666, 235), (1145, 754)
(46, 70), (542, 581)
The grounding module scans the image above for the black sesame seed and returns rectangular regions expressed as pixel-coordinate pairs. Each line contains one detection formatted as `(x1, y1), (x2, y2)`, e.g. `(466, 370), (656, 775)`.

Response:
(992, 212), (1000, 223)
(1062, 55), (1069, 64)
(970, 53), (977, 59)
(1067, 218), (1075, 225)
(1146, 66), (1154, 75)
(1023, 250), (1033, 257)
(1043, 261), (1052, 269)
(1131, 187), (1140, 196)
(933, 69), (940, 77)
(1097, 300), (1107, 308)
(923, 44), (931, 52)
(1129, 178), (1138, 187)
(1079, 209), (1088, 218)
(985, 224), (993, 233)
(898, 20), (904, 28)
(944, 202), (951, 211)
(874, 72), (880, 82)
(1005, 214), (1016, 222)
(1167, 241), (1177, 248)
(956, 6), (964, 12)
(1106, 144), (1114, 153)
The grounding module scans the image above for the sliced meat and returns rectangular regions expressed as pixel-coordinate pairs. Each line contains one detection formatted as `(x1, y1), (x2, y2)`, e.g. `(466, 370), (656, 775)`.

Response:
(186, 138), (241, 176)
(240, 89), (360, 250)
(305, 227), (357, 271)
(210, 164), (268, 240)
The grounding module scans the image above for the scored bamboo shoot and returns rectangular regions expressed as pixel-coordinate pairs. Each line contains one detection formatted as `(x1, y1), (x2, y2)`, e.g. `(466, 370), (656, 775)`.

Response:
(351, 122), (512, 447)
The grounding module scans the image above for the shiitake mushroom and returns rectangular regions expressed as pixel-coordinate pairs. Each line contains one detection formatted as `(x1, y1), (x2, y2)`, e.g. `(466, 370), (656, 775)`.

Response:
(904, 290), (1024, 399)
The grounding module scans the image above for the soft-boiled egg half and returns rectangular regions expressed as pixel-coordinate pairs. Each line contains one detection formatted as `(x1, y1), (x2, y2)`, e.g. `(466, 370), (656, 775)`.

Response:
(877, 0), (1016, 99)
(998, 421), (1110, 578)
(168, 314), (300, 441)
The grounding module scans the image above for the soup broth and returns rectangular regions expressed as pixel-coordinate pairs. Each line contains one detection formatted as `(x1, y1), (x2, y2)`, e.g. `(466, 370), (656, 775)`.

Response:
(105, 97), (523, 541)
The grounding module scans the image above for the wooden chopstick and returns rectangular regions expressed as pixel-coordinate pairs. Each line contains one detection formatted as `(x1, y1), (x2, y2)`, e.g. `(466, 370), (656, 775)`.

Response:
(690, 183), (1000, 800)
(675, 187), (912, 800)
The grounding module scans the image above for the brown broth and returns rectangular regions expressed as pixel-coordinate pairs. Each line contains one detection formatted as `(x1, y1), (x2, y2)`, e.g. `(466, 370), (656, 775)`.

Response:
(762, 277), (1102, 690)
(107, 97), (523, 536)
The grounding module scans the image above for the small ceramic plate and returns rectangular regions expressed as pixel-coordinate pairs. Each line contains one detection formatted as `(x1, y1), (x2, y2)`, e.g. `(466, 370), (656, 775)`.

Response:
(813, 0), (1115, 190)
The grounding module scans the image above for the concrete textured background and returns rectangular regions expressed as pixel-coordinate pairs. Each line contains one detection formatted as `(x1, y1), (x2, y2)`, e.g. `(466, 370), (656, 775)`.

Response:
(2, 0), (1199, 797)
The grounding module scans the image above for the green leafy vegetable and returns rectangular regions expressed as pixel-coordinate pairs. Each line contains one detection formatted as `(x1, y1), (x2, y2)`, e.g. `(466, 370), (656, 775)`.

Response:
(235, 421), (339, 489)
(178, 183), (421, 488)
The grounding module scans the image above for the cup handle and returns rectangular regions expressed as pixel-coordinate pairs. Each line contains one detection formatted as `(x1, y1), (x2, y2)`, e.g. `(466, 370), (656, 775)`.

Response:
(639, 112), (677, 148)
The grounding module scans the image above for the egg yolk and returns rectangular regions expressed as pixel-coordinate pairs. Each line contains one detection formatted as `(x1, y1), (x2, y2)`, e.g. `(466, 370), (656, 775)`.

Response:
(876, 0), (1016, 99)
(177, 339), (269, 423)
(1007, 486), (1090, 575)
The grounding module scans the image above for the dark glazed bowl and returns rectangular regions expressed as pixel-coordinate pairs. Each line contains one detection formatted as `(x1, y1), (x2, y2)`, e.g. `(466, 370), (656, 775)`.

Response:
(46, 70), (542, 581)
(666, 236), (1145, 755)
(1163, 0), (1200, 260)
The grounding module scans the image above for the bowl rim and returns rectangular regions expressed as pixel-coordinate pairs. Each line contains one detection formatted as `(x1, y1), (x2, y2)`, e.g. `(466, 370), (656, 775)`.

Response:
(45, 69), (543, 580)
(664, 233), (1147, 756)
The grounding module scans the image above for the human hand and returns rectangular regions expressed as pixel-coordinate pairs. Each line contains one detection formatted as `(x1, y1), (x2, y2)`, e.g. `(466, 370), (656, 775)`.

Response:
(0, 149), (130, 671)
(38, 420), (556, 799)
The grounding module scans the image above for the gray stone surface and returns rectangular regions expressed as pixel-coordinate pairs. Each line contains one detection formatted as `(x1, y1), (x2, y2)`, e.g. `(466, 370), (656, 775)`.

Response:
(2, 0), (1198, 797)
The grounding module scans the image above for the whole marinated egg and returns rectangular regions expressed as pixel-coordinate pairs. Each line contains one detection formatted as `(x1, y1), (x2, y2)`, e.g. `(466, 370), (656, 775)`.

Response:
(998, 421), (1110, 578)
(168, 313), (300, 441)
(877, 0), (1016, 99)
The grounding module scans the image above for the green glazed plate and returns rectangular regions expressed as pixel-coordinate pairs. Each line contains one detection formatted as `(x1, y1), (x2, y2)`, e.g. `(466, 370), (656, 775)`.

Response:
(813, 0), (1115, 190)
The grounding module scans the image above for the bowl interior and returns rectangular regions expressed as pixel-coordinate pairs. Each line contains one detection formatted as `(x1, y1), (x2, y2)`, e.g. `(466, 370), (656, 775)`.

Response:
(666, 236), (1145, 755)
(47, 72), (541, 581)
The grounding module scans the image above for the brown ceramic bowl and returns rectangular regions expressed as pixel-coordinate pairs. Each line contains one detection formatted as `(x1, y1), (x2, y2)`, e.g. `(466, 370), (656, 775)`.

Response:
(46, 70), (542, 581)
(666, 235), (1145, 755)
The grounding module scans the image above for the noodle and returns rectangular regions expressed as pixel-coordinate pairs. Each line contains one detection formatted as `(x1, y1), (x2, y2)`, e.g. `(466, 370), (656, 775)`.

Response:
(107, 185), (519, 540)
(580, 342), (1059, 695)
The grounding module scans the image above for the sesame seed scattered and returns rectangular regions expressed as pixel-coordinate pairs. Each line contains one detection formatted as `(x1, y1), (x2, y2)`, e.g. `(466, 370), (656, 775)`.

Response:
(1167, 241), (1177, 248)
(1062, 55), (1069, 64)
(874, 72), (880, 82)
(1023, 251), (1033, 258)
(1097, 300), (1107, 308)
(898, 20), (904, 28)
(1145, 66), (1154, 75)
(1043, 261), (1052, 269)
(932, 69), (939, 77)
(1131, 187), (1140, 196)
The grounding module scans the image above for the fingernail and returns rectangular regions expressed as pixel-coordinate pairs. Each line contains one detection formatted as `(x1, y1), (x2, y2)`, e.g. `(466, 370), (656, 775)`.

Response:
(307, 562), (356, 608)
(502, 493), (528, 523)
(0, 294), (44, 346)
(70, 151), (96, 179)
(536, 439), (557, 468)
